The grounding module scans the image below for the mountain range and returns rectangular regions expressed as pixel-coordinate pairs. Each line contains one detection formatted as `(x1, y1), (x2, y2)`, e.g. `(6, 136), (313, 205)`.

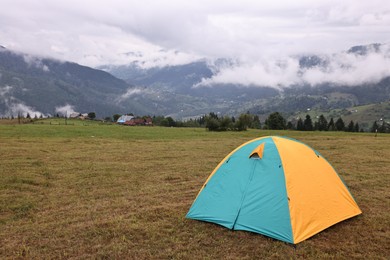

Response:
(0, 44), (389, 128)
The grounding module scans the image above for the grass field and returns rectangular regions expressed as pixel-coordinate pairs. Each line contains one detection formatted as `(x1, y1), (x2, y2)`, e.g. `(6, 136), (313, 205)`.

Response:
(0, 121), (389, 259)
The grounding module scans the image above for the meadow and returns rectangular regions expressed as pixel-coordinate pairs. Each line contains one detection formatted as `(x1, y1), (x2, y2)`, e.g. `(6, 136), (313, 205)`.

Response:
(0, 120), (389, 259)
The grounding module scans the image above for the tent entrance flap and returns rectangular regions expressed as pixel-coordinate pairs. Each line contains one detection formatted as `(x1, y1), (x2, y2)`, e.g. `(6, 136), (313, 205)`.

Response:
(249, 143), (265, 159)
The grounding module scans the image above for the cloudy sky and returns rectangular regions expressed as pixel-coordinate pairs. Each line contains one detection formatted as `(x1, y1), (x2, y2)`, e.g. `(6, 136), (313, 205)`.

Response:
(1, 0), (390, 87)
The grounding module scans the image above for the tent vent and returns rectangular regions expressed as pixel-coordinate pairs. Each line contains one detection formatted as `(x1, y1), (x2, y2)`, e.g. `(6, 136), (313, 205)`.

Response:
(249, 143), (265, 159)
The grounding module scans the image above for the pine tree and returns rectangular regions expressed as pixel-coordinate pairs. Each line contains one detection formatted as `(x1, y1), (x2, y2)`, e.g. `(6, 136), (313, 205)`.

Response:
(347, 120), (354, 132)
(378, 122), (387, 133)
(354, 122), (360, 132)
(335, 118), (345, 131)
(314, 121), (319, 131)
(264, 112), (286, 130)
(328, 118), (336, 131)
(296, 118), (304, 131)
(317, 115), (328, 131)
(303, 115), (313, 131)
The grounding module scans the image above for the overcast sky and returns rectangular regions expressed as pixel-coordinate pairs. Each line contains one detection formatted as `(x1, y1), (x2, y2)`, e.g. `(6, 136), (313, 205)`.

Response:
(1, 0), (388, 65)
(1, 0), (390, 87)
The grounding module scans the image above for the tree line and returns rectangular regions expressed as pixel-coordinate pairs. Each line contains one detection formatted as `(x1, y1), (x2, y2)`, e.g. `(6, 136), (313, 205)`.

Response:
(149, 111), (389, 133)
(265, 112), (362, 132)
(264, 112), (389, 133)
(5, 110), (387, 133)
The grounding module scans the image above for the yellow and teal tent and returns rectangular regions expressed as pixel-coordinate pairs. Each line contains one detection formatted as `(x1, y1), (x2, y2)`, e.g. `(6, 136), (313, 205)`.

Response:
(186, 136), (361, 244)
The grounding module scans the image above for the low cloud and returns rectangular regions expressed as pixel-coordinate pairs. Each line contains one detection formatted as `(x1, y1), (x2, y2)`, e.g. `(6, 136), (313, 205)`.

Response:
(0, 85), (13, 96)
(10, 103), (43, 117)
(55, 104), (77, 116)
(118, 49), (201, 69)
(0, 102), (43, 118)
(301, 47), (390, 86)
(116, 87), (150, 103)
(0, 86), (44, 117)
(196, 44), (390, 89)
(1, 1), (390, 68)
(23, 54), (50, 72)
(197, 58), (300, 90)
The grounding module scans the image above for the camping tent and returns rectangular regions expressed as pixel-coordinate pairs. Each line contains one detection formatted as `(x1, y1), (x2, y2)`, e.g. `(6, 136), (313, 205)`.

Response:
(186, 136), (362, 244)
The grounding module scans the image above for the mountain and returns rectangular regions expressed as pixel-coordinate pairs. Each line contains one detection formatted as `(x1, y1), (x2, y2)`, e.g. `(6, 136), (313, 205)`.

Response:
(0, 47), (151, 117)
(99, 60), (278, 101)
(99, 60), (282, 118)
(1, 44), (389, 127)
(101, 44), (390, 122)
(0, 48), (277, 119)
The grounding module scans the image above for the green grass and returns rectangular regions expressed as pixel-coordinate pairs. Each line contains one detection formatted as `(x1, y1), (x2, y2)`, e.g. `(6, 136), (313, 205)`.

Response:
(0, 123), (389, 259)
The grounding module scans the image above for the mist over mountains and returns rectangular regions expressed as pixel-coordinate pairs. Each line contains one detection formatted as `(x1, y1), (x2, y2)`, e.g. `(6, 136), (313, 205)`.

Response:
(0, 43), (389, 124)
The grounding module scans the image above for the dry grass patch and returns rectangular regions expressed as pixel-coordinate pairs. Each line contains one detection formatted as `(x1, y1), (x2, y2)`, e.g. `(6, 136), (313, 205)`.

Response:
(0, 125), (389, 258)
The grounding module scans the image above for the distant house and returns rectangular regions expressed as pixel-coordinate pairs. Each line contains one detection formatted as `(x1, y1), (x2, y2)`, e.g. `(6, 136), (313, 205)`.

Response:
(69, 112), (89, 120)
(123, 117), (153, 126)
(145, 117), (153, 125)
(117, 115), (134, 124)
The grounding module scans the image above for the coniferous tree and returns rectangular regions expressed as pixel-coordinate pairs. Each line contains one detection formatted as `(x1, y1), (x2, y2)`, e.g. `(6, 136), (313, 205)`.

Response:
(370, 121), (379, 133)
(378, 121), (387, 133)
(296, 118), (304, 131)
(209, 112), (219, 120)
(317, 115), (328, 131)
(354, 122), (360, 132)
(314, 121), (319, 131)
(264, 112), (286, 130)
(347, 120), (355, 132)
(328, 117), (336, 131)
(303, 114), (313, 131)
(335, 118), (345, 131)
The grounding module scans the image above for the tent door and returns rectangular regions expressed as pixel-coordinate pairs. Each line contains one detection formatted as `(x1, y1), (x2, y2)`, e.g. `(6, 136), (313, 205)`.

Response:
(232, 160), (259, 229)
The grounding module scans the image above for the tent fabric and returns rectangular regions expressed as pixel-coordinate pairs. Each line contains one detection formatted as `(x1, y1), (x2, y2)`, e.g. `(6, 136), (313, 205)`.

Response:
(249, 142), (265, 159)
(186, 136), (362, 244)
